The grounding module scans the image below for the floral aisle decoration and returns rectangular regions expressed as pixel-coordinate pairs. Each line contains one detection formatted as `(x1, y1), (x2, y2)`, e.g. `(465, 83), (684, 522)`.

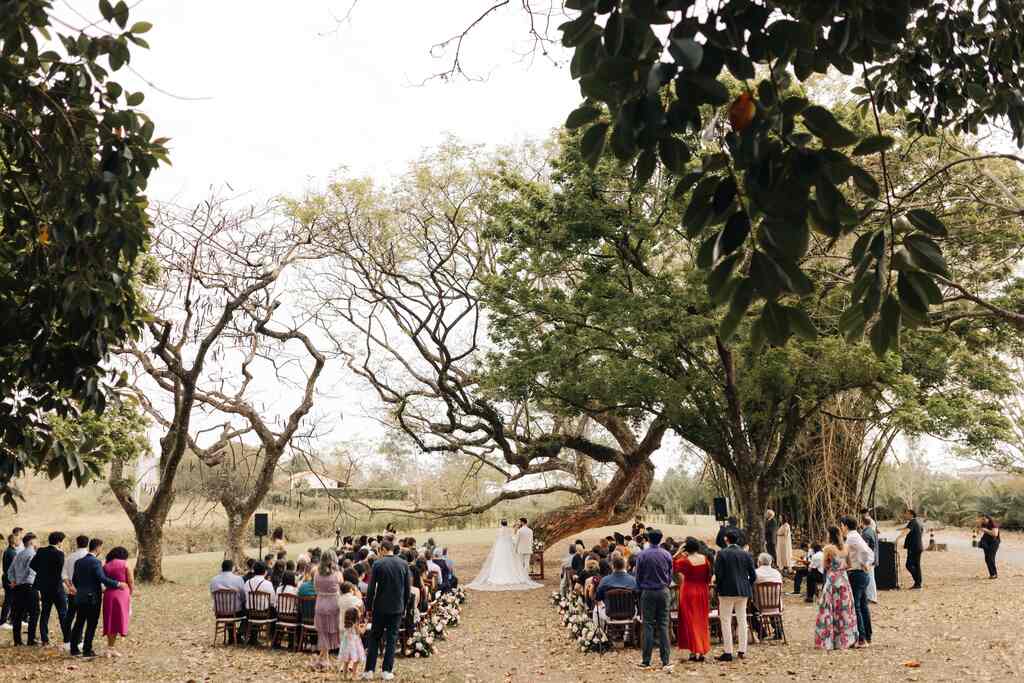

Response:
(549, 591), (611, 654)
(401, 588), (466, 658)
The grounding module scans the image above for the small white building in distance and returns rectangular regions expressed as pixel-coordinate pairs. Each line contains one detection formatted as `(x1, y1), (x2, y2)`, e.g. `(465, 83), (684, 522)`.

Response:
(289, 471), (342, 490)
(956, 465), (1013, 486)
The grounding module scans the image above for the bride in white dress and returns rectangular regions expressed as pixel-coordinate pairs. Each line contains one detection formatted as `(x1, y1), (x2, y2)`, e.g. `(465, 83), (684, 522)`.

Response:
(467, 520), (542, 591)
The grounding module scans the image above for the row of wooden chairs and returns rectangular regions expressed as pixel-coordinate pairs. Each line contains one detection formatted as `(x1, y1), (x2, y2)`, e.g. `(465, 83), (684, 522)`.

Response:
(214, 587), (449, 657)
(212, 590), (318, 650)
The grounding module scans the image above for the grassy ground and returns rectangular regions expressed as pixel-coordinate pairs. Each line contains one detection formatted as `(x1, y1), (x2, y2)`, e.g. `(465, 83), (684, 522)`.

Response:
(1, 518), (1022, 681)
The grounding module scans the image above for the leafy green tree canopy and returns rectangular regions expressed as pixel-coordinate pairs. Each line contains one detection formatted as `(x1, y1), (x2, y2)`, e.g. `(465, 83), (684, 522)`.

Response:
(559, 0), (1024, 356)
(0, 0), (167, 504)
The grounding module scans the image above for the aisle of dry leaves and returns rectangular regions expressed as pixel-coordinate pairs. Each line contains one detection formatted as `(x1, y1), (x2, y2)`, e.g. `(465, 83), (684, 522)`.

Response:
(0, 523), (1020, 682)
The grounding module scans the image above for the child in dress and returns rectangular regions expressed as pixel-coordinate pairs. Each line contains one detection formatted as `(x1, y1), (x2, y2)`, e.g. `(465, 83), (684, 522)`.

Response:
(338, 606), (366, 679)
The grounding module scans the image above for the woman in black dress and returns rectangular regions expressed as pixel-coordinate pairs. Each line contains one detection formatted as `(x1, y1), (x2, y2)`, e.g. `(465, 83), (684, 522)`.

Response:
(977, 514), (1000, 579)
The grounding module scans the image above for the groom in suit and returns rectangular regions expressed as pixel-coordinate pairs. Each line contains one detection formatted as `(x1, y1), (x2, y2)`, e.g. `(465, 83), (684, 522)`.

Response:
(514, 518), (533, 574)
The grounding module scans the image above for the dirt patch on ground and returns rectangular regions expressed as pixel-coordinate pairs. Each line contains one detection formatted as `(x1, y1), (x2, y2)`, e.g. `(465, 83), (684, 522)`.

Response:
(0, 522), (1020, 681)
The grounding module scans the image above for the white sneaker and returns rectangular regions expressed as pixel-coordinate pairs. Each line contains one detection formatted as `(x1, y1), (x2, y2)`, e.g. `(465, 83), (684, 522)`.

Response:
(63, 643), (71, 651)
(359, 674), (374, 681)
(381, 673), (395, 681)
(662, 664), (674, 673)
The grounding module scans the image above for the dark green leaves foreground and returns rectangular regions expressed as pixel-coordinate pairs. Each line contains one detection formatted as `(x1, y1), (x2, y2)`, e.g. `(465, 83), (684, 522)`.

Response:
(0, 1), (167, 506)
(560, 0), (1024, 356)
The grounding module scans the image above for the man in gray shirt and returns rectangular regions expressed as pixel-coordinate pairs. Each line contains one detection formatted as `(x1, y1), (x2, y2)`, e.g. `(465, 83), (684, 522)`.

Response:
(7, 532), (39, 646)
(209, 559), (246, 614)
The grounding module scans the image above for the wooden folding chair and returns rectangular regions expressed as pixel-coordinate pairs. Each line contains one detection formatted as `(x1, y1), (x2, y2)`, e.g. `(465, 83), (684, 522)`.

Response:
(212, 589), (244, 646)
(752, 581), (786, 644)
(246, 591), (276, 646)
(273, 593), (301, 650)
(603, 589), (638, 647)
(297, 596), (318, 652)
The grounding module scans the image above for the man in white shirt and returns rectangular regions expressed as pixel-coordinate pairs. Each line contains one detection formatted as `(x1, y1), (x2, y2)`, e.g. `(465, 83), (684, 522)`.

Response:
(754, 553), (783, 583)
(210, 559), (247, 613)
(60, 535), (90, 651)
(840, 515), (873, 646)
(244, 562), (277, 608)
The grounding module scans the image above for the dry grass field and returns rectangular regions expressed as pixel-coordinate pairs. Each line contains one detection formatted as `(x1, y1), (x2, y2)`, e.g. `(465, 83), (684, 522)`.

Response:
(0, 516), (1022, 682)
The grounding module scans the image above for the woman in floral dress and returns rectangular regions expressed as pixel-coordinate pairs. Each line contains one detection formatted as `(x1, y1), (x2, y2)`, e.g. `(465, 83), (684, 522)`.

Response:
(814, 526), (859, 650)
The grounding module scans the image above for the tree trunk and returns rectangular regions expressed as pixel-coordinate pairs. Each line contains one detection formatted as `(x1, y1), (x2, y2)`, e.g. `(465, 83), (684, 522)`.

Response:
(734, 477), (769, 554)
(531, 461), (655, 548)
(133, 518), (165, 583)
(225, 509), (251, 568)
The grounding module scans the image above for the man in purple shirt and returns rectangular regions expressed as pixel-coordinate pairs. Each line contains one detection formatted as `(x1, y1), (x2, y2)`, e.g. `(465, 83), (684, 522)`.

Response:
(633, 528), (673, 672)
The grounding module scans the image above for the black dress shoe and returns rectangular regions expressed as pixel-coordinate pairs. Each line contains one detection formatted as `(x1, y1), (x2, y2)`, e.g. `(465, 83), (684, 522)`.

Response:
(82, 651), (97, 659)
(738, 652), (746, 659)
(715, 653), (733, 662)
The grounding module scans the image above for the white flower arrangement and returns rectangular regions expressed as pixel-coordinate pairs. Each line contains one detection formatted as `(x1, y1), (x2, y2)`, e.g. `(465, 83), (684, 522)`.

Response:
(549, 588), (611, 654)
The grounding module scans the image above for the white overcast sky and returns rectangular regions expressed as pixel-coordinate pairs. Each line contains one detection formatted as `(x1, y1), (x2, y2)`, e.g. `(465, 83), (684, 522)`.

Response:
(102, 0), (581, 203)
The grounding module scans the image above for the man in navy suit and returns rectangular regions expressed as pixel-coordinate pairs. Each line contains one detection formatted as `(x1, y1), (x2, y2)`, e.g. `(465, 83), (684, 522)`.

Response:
(69, 539), (125, 658)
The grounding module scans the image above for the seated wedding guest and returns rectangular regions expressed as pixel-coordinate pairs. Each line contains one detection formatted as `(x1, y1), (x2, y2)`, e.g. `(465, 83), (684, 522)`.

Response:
(244, 562), (277, 609)
(755, 553), (783, 583)
(595, 555), (638, 602)
(355, 562), (370, 594)
(804, 543), (824, 602)
(263, 553), (275, 569)
(597, 538), (610, 557)
(343, 567), (362, 594)
(277, 571), (298, 597)
(425, 552), (443, 586)
(575, 557), (601, 592)
(789, 543), (811, 596)
(270, 560), (286, 589)
(297, 561), (316, 598)
(564, 544), (583, 574)
(210, 560), (246, 613)
(285, 560), (295, 573)
(433, 548), (452, 591)
(242, 558), (256, 582)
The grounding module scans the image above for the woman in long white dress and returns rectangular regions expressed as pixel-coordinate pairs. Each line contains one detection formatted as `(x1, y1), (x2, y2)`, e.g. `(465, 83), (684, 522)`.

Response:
(776, 515), (793, 570)
(467, 520), (542, 591)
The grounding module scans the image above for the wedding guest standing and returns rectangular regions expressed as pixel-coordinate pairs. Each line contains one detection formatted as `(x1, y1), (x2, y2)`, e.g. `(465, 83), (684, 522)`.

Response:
(62, 535), (90, 650)
(859, 512), (879, 603)
(715, 517), (745, 549)
(314, 550), (342, 669)
(775, 515), (793, 571)
(897, 509), (924, 589)
(102, 547), (132, 657)
(635, 528), (674, 672)
(8, 532), (39, 646)
(364, 540), (410, 681)
(70, 539), (126, 658)
(814, 527), (858, 650)
(672, 538), (711, 663)
(1, 533), (19, 629)
(839, 516), (873, 647)
(270, 527), (288, 557)
(714, 530), (756, 662)
(764, 510), (779, 563)
(30, 531), (68, 647)
(977, 514), (1001, 579)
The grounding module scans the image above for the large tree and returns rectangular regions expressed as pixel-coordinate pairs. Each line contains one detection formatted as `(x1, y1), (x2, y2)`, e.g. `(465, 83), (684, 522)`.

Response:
(0, 1), (168, 504)
(481, 100), (1022, 548)
(112, 197), (326, 581)
(301, 144), (667, 544)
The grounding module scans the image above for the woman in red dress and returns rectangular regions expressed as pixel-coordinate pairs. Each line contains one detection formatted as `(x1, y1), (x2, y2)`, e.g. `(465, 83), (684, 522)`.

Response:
(672, 537), (711, 662)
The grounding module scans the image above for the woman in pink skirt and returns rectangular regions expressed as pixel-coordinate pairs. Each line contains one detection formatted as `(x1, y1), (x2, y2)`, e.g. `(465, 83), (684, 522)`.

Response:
(102, 546), (133, 657)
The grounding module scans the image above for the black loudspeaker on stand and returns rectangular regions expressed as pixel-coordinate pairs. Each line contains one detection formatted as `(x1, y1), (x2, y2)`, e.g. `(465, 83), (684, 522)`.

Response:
(713, 497), (730, 522)
(255, 512), (269, 560)
(875, 540), (900, 590)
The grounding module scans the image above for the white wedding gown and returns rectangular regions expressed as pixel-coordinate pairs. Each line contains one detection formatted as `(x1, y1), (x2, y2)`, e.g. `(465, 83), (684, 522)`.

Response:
(467, 527), (542, 591)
